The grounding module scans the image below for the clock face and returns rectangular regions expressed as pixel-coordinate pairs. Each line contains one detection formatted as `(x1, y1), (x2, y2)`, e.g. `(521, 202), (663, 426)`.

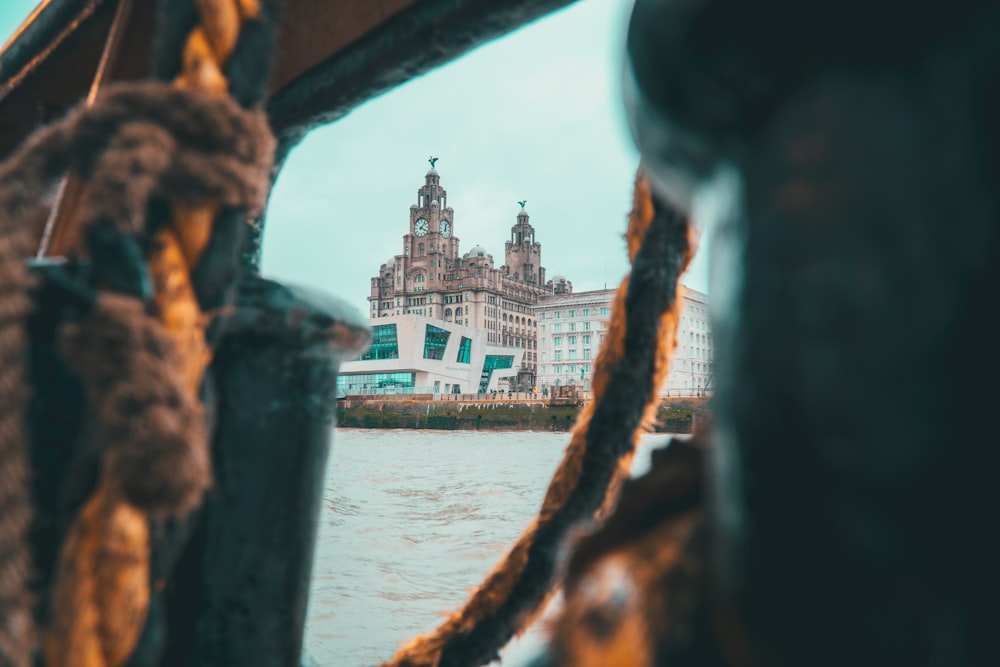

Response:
(414, 218), (429, 237)
(440, 219), (452, 238)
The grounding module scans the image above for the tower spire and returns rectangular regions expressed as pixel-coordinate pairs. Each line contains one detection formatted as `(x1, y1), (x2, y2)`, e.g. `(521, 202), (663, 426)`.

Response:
(503, 203), (543, 285)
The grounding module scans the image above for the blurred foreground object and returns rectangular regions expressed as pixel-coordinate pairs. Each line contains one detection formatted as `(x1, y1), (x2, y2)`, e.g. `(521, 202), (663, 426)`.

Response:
(529, 0), (1000, 665)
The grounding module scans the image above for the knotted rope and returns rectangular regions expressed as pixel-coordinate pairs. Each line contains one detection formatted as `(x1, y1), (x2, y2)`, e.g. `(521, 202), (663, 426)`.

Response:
(382, 168), (695, 667)
(0, 2), (272, 664)
(46, 2), (267, 665)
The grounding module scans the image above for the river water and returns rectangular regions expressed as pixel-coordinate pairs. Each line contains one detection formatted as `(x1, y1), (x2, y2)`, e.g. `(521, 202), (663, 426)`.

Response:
(303, 428), (674, 667)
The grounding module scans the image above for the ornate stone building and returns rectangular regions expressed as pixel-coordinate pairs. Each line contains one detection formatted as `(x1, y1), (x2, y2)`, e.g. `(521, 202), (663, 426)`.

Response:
(368, 164), (572, 389)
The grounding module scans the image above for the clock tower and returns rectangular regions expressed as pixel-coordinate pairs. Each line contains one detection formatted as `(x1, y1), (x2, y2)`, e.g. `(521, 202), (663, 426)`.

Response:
(406, 162), (458, 261)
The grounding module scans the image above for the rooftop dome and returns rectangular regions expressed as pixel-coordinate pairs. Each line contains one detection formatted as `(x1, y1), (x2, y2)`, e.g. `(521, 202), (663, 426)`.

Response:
(463, 245), (489, 259)
(430, 199), (440, 208)
(426, 168), (439, 177)
(551, 274), (567, 282)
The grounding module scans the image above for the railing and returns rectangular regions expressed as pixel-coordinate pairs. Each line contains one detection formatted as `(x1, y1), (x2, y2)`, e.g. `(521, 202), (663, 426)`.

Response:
(339, 386), (437, 396)
(435, 392), (548, 401)
(343, 391), (550, 402)
(658, 390), (714, 398)
(340, 389), (712, 401)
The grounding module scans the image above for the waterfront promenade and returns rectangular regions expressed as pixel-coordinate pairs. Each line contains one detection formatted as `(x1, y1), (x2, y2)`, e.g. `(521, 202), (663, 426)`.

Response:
(342, 392), (552, 404)
(336, 395), (710, 433)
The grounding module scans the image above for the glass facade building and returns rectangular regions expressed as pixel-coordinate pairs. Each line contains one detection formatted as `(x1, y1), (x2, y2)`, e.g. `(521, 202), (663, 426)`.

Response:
(339, 314), (526, 395)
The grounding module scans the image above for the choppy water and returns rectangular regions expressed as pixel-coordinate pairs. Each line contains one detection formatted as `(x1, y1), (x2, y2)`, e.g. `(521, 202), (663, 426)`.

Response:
(304, 428), (672, 666)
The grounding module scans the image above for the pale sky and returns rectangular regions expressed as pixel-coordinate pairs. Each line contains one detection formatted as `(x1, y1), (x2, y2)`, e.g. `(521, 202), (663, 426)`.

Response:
(1, 0), (709, 316)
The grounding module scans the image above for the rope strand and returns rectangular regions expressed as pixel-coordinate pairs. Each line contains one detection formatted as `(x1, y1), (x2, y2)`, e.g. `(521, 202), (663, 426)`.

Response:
(0, 101), (88, 667)
(0, 145), (44, 667)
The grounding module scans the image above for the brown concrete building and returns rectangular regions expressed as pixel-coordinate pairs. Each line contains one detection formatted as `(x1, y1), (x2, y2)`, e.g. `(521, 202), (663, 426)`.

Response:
(368, 164), (572, 389)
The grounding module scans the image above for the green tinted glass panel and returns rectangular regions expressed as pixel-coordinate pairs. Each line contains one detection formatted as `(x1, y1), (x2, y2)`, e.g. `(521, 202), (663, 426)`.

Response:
(457, 337), (472, 364)
(484, 355), (514, 369)
(337, 372), (415, 395)
(423, 324), (451, 360)
(478, 354), (515, 393)
(360, 324), (399, 360)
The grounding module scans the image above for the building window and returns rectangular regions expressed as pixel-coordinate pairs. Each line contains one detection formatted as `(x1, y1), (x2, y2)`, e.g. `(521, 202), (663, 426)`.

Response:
(569, 323), (576, 331)
(479, 355), (515, 392)
(569, 336), (576, 345)
(555, 312), (561, 319)
(423, 324), (451, 360)
(553, 324), (562, 333)
(584, 321), (591, 330)
(336, 371), (415, 395)
(359, 324), (399, 360)
(554, 336), (562, 346)
(583, 335), (591, 345)
(554, 351), (562, 361)
(457, 336), (472, 364)
(554, 365), (562, 374)
(600, 307), (610, 316)
(569, 310), (575, 317)
(583, 309), (590, 316)
(568, 350), (577, 360)
(584, 348), (591, 360)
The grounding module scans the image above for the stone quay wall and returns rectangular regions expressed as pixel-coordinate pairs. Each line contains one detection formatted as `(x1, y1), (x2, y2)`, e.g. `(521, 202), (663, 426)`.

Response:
(335, 397), (711, 433)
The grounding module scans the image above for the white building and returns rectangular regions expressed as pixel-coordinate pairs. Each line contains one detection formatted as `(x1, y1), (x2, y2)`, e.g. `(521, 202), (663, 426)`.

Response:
(665, 287), (713, 396)
(533, 286), (712, 397)
(337, 314), (523, 396)
(534, 289), (614, 392)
